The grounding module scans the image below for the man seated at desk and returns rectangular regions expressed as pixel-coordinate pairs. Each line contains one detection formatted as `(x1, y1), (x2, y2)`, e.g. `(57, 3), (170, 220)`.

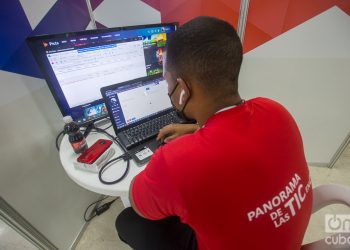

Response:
(116, 16), (313, 250)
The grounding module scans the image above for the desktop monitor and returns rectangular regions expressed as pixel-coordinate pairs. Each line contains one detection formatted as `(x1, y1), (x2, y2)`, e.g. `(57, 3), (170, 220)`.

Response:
(27, 23), (178, 124)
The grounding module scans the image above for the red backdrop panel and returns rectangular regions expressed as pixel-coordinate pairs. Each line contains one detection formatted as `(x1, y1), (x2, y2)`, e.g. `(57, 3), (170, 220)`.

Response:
(142, 0), (350, 53)
(142, 0), (240, 29)
(244, 0), (350, 53)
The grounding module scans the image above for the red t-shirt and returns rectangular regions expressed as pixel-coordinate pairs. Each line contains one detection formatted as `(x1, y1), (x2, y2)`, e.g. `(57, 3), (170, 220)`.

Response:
(132, 97), (312, 250)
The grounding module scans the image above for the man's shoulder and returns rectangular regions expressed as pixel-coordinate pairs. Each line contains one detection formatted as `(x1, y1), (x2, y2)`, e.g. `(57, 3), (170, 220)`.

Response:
(254, 97), (292, 109)
(250, 97), (284, 108)
(249, 97), (293, 117)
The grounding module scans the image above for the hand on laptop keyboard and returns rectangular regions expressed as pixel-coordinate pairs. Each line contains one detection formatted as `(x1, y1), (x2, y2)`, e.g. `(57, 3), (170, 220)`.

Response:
(123, 112), (182, 148)
(156, 123), (200, 143)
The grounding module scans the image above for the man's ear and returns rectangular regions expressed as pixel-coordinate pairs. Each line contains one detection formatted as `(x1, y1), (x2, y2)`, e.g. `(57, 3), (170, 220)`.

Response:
(177, 78), (191, 107)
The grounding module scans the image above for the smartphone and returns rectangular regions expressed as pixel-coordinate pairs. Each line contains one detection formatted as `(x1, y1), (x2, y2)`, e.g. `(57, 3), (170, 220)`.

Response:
(77, 139), (112, 164)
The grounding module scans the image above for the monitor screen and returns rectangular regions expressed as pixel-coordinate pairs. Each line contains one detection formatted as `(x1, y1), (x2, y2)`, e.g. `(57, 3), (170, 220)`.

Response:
(27, 23), (177, 124)
(104, 76), (172, 129)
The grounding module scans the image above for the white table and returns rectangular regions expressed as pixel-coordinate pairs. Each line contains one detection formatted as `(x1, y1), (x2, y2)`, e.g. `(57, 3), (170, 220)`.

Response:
(59, 128), (146, 207)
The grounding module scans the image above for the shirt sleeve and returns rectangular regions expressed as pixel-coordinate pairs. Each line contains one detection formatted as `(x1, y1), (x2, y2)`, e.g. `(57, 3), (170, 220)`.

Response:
(131, 147), (188, 221)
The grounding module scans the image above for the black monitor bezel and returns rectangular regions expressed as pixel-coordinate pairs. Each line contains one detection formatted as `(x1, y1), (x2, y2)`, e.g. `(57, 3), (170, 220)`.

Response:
(26, 22), (178, 125)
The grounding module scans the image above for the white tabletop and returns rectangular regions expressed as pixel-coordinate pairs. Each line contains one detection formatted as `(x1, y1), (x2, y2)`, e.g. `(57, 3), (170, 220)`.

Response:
(59, 127), (146, 207)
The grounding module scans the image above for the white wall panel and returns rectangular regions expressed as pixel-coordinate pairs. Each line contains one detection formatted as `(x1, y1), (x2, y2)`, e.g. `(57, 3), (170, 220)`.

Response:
(239, 7), (350, 164)
(19, 0), (57, 29)
(0, 71), (45, 106)
(93, 0), (161, 27)
(0, 71), (99, 249)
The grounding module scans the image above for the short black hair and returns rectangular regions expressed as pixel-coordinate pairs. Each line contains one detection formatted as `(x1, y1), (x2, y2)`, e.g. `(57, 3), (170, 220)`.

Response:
(166, 16), (243, 96)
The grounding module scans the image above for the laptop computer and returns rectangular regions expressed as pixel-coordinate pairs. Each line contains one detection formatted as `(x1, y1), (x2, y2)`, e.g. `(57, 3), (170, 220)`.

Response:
(101, 74), (183, 165)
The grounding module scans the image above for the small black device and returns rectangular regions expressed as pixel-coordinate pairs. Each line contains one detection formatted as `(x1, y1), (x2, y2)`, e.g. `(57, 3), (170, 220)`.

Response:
(101, 74), (183, 164)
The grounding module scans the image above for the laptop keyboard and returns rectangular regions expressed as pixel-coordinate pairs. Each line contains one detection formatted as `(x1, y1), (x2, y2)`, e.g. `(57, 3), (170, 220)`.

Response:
(123, 111), (181, 149)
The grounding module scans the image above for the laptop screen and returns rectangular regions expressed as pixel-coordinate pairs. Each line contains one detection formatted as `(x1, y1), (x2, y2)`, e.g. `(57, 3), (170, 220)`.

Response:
(104, 76), (173, 129)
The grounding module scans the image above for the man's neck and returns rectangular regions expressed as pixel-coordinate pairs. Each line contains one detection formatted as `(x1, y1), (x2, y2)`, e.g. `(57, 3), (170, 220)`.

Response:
(196, 94), (242, 127)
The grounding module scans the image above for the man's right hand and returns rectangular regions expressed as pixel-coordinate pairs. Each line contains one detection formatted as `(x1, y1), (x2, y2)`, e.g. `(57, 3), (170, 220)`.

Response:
(157, 123), (200, 143)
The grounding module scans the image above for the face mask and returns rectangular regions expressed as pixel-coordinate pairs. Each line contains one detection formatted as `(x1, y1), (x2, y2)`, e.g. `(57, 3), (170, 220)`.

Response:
(168, 80), (191, 121)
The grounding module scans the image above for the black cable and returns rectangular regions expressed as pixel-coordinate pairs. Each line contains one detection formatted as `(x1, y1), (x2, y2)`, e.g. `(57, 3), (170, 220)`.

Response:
(83, 123), (95, 138)
(56, 118), (112, 151)
(55, 130), (65, 151)
(56, 120), (131, 185)
(93, 126), (114, 138)
(95, 197), (118, 215)
(92, 127), (132, 185)
(80, 122), (125, 221)
(84, 196), (119, 222)
(55, 120), (127, 220)
(82, 118), (112, 135)
(98, 153), (131, 185)
(84, 196), (108, 222)
(92, 127), (127, 153)
(93, 127), (121, 145)
(101, 123), (113, 130)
